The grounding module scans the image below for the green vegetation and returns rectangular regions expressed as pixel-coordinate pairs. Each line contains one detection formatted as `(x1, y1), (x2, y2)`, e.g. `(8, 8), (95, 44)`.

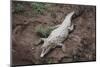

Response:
(31, 3), (46, 15)
(47, 58), (54, 64)
(14, 3), (24, 13)
(35, 25), (54, 38)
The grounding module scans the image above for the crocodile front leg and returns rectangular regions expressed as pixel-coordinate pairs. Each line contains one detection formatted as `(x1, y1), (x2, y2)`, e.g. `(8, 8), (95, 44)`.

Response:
(35, 38), (46, 45)
(40, 38), (46, 41)
(50, 24), (60, 29)
(56, 43), (66, 52)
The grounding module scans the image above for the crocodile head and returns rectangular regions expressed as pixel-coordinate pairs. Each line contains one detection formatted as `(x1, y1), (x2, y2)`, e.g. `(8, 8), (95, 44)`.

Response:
(40, 40), (56, 57)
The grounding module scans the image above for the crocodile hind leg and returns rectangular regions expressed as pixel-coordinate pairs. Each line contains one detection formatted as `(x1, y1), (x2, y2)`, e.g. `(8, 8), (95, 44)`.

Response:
(68, 24), (74, 31)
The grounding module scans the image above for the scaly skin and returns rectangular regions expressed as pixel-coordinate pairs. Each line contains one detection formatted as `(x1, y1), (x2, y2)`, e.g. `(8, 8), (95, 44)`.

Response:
(40, 11), (75, 57)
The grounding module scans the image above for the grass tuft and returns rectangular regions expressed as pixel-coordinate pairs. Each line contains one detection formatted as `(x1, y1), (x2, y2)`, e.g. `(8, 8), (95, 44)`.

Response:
(35, 25), (54, 38)
(31, 3), (46, 15)
(13, 3), (24, 13)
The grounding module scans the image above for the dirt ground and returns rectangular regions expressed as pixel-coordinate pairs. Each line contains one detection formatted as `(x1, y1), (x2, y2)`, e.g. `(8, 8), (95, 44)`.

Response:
(12, 1), (96, 66)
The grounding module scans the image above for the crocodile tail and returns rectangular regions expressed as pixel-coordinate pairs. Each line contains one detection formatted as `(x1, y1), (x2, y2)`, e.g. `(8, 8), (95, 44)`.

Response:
(66, 11), (75, 20)
(62, 11), (75, 25)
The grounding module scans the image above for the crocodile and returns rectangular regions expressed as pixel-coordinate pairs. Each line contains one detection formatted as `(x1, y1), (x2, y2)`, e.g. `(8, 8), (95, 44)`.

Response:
(40, 11), (75, 57)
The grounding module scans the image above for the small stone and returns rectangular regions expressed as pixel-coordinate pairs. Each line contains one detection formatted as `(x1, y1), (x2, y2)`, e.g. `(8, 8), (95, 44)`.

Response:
(32, 48), (34, 50)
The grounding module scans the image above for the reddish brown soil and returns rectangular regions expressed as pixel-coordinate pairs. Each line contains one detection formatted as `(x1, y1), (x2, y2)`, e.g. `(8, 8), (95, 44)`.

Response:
(12, 1), (96, 66)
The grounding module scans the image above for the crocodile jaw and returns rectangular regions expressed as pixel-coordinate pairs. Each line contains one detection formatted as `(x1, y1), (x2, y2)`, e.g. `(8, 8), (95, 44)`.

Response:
(40, 46), (51, 57)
